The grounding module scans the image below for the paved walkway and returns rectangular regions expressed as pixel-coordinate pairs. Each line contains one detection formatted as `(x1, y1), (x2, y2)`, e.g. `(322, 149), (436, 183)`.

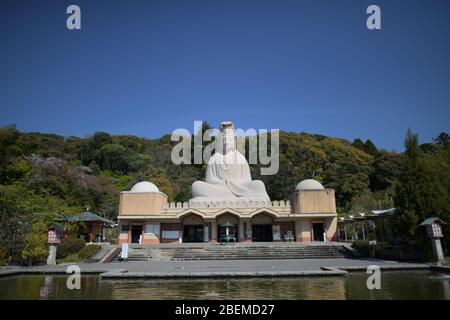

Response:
(0, 258), (432, 279)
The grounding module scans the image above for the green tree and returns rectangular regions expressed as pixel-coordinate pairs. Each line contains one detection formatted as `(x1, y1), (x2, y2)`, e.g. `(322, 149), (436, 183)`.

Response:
(152, 175), (174, 202)
(95, 144), (146, 174)
(0, 184), (35, 262)
(369, 151), (403, 191)
(79, 131), (113, 165)
(321, 138), (373, 210)
(353, 138), (378, 157)
(393, 130), (448, 241)
(0, 124), (22, 183)
(21, 220), (48, 266)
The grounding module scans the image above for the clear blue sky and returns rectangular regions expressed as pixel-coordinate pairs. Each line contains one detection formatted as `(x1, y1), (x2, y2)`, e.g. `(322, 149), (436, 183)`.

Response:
(1, 0), (449, 151)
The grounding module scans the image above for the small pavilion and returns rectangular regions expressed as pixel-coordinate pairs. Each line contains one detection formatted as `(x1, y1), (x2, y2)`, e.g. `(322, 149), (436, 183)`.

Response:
(57, 211), (115, 243)
(338, 208), (396, 242)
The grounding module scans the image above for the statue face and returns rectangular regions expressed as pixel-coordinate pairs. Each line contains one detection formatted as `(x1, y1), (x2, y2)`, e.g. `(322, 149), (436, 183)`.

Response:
(222, 127), (235, 152)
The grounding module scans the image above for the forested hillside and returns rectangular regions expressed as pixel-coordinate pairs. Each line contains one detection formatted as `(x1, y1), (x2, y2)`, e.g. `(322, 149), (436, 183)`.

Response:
(1, 124), (448, 218)
(1, 124), (449, 252)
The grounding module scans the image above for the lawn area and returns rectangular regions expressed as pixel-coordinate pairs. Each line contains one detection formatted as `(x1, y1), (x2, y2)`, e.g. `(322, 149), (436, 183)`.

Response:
(57, 244), (101, 263)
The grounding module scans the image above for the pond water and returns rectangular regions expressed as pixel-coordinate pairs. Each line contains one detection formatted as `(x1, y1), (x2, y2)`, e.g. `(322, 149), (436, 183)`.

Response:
(0, 271), (449, 300)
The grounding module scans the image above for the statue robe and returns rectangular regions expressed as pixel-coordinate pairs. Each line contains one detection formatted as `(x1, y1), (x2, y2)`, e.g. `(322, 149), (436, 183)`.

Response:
(191, 150), (270, 201)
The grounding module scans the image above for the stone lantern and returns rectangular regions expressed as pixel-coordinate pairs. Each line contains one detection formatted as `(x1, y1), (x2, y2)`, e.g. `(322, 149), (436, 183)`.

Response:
(420, 217), (446, 263)
(47, 226), (62, 265)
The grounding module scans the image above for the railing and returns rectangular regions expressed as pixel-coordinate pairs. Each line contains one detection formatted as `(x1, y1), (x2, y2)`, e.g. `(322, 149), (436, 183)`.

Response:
(164, 200), (291, 209)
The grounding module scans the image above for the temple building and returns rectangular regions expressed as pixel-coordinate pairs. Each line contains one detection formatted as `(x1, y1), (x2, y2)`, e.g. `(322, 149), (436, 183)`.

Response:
(117, 122), (338, 244)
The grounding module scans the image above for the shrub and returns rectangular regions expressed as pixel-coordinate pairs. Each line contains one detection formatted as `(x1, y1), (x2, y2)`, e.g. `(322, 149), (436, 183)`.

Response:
(58, 244), (101, 263)
(105, 228), (119, 244)
(0, 247), (7, 266)
(56, 237), (86, 259)
(372, 241), (431, 262)
(78, 245), (100, 260)
(352, 240), (375, 257)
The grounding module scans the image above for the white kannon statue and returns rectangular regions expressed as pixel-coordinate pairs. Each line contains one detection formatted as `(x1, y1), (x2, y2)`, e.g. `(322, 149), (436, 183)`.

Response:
(190, 121), (270, 202)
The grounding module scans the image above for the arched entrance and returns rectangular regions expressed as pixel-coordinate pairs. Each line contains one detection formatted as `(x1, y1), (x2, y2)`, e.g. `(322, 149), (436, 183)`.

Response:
(251, 213), (274, 242)
(216, 213), (239, 242)
(312, 221), (325, 242)
(182, 213), (204, 243)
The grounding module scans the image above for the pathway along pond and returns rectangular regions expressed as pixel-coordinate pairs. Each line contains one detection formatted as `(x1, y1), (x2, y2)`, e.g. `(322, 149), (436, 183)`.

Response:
(0, 271), (449, 300)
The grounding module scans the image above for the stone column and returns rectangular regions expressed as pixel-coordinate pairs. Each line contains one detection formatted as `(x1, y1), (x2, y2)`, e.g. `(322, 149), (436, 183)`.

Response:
(240, 218), (251, 242)
(326, 217), (338, 242)
(239, 219), (244, 241)
(294, 219), (311, 242)
(47, 245), (57, 265)
(432, 238), (445, 262)
(294, 220), (302, 242)
(210, 219), (217, 242)
(239, 218), (252, 242)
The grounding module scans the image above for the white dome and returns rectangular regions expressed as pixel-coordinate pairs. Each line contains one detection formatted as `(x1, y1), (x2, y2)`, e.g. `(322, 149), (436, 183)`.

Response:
(295, 179), (325, 191)
(130, 181), (159, 193)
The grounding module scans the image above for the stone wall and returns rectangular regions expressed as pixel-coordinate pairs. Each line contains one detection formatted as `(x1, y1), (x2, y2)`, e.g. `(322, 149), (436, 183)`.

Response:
(291, 189), (336, 214)
(119, 192), (167, 216)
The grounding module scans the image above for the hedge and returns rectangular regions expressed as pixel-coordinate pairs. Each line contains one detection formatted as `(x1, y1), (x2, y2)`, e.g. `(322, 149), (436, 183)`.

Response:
(56, 237), (86, 259)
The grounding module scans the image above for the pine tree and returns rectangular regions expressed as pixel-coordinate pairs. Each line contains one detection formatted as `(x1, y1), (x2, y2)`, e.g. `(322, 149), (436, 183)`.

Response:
(393, 130), (448, 241)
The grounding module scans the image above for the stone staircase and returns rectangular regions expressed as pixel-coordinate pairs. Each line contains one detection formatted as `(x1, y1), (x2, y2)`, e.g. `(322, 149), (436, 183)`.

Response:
(172, 244), (349, 260)
(115, 244), (351, 261)
(85, 244), (117, 263)
(116, 246), (179, 261)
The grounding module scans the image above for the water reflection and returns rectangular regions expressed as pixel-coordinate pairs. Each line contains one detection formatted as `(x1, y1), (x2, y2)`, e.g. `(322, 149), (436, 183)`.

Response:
(346, 271), (450, 300)
(108, 277), (347, 300)
(39, 276), (53, 300)
(0, 271), (449, 300)
(442, 279), (450, 300)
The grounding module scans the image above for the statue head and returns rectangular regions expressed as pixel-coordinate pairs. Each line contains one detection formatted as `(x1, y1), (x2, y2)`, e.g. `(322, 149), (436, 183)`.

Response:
(220, 121), (235, 154)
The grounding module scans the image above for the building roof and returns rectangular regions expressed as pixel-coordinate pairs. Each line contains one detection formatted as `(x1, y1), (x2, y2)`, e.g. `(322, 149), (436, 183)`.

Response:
(338, 208), (397, 223)
(130, 181), (159, 193)
(295, 179), (325, 191)
(369, 208), (396, 216)
(57, 211), (115, 225)
(420, 217), (446, 226)
(48, 224), (65, 233)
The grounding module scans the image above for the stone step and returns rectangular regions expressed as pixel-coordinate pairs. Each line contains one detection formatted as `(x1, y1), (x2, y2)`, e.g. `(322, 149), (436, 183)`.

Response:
(172, 256), (345, 260)
(173, 250), (343, 255)
(172, 253), (345, 257)
(114, 244), (351, 261)
(183, 250), (341, 253)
